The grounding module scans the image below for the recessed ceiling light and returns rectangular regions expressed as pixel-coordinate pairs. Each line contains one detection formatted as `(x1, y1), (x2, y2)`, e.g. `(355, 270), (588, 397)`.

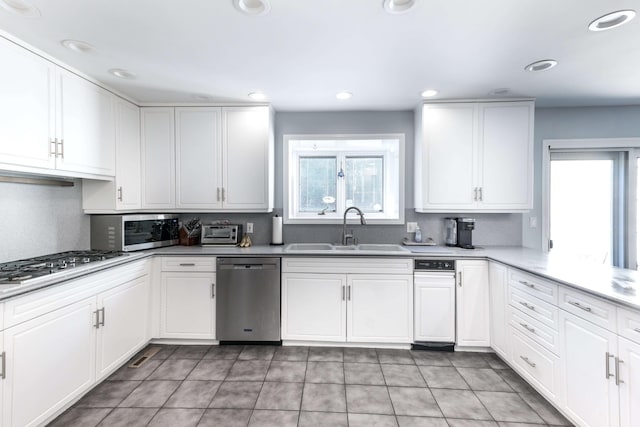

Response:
(0, 0), (40, 17)
(108, 68), (137, 79)
(248, 92), (267, 100)
(233, 0), (270, 16)
(383, 0), (416, 14)
(336, 91), (353, 100)
(524, 59), (558, 72)
(420, 89), (438, 98)
(489, 88), (510, 96)
(589, 10), (636, 31)
(61, 39), (94, 54)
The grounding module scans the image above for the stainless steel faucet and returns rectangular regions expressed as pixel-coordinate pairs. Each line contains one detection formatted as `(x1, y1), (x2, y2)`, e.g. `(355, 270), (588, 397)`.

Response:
(342, 206), (367, 245)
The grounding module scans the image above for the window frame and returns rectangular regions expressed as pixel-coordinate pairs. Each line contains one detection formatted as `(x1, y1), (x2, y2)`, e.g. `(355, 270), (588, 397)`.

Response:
(283, 134), (405, 225)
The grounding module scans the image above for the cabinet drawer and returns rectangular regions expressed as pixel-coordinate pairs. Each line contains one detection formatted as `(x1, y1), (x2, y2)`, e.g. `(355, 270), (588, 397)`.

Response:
(509, 307), (559, 355)
(509, 327), (562, 401)
(281, 257), (413, 275)
(509, 286), (558, 330)
(161, 256), (216, 272)
(509, 269), (558, 305)
(559, 287), (617, 332)
(617, 306), (640, 345)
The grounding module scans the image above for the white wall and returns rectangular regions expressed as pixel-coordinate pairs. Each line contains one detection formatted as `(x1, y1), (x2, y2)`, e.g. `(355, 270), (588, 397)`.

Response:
(523, 105), (640, 250)
(0, 180), (90, 263)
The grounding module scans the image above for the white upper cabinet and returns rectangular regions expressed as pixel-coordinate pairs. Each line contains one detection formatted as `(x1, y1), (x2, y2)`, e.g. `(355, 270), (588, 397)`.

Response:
(141, 107), (176, 209)
(175, 107), (223, 209)
(0, 36), (116, 179)
(83, 99), (141, 212)
(0, 36), (55, 170)
(222, 106), (273, 211)
(415, 100), (534, 212)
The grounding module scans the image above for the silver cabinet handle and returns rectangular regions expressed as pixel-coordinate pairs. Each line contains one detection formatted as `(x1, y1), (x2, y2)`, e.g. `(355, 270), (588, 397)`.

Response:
(211, 283), (215, 298)
(519, 323), (535, 333)
(58, 139), (64, 159)
(519, 301), (535, 311)
(615, 357), (624, 386)
(99, 307), (105, 327)
(117, 186), (123, 201)
(606, 352), (614, 379)
(222, 188), (226, 201)
(458, 271), (463, 287)
(1, 351), (5, 380)
(519, 280), (535, 289)
(473, 187), (478, 201)
(342, 285), (345, 301)
(520, 355), (536, 368)
(50, 138), (57, 157)
(179, 263), (196, 267)
(93, 310), (100, 328)
(479, 187), (483, 201)
(569, 301), (592, 312)
(347, 285), (351, 301)
(217, 188), (221, 201)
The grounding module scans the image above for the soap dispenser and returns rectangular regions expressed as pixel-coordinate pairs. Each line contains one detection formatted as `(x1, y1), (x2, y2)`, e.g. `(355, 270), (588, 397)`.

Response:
(414, 225), (422, 243)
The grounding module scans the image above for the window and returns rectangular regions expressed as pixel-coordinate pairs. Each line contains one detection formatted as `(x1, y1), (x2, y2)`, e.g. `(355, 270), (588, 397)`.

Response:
(284, 135), (404, 224)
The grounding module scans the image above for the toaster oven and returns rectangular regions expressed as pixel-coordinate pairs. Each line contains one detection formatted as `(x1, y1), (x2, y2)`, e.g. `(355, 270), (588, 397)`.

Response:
(201, 224), (242, 246)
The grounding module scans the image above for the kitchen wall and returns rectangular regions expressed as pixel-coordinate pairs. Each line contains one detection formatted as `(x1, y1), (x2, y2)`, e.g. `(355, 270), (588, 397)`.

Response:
(192, 111), (523, 247)
(522, 105), (640, 250)
(0, 179), (90, 263)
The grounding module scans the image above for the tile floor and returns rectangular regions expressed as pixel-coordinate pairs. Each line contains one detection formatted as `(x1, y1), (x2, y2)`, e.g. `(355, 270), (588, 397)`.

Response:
(49, 345), (574, 427)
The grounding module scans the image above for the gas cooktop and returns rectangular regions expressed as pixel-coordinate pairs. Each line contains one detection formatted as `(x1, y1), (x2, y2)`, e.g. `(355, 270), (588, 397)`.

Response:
(0, 250), (128, 285)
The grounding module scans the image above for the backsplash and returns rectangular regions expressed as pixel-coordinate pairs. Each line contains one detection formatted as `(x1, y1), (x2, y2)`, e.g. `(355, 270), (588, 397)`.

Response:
(186, 209), (522, 247)
(0, 180), (90, 263)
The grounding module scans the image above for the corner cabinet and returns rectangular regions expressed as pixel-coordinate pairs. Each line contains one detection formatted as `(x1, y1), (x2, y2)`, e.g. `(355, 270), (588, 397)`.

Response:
(0, 35), (115, 179)
(415, 100), (534, 212)
(281, 258), (413, 345)
(456, 260), (490, 347)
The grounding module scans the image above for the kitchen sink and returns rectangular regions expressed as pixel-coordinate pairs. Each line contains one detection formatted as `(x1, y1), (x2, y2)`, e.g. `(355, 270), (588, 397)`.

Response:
(284, 243), (410, 253)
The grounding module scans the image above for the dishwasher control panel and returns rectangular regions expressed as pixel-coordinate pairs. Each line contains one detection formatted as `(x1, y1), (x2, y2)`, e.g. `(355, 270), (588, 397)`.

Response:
(414, 259), (455, 271)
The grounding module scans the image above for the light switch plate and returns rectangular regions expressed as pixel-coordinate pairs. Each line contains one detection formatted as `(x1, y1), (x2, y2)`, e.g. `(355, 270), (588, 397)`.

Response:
(247, 223), (254, 233)
(529, 217), (537, 228)
(407, 222), (418, 233)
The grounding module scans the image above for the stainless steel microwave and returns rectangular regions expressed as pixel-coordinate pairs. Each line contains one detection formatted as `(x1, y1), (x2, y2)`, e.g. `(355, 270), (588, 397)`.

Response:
(90, 214), (179, 251)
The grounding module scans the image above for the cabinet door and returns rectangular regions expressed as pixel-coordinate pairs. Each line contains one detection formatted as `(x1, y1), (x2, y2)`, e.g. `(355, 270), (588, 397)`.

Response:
(95, 276), (149, 381)
(175, 107), (223, 209)
(222, 106), (272, 211)
(489, 262), (509, 357)
(414, 273), (455, 342)
(478, 102), (533, 210)
(0, 331), (3, 427)
(2, 297), (96, 427)
(141, 108), (176, 209)
(57, 69), (116, 176)
(456, 260), (490, 347)
(560, 310), (619, 427)
(417, 103), (477, 211)
(0, 36), (55, 170)
(618, 337), (640, 427)
(281, 273), (346, 342)
(115, 99), (141, 210)
(160, 272), (215, 339)
(347, 274), (413, 343)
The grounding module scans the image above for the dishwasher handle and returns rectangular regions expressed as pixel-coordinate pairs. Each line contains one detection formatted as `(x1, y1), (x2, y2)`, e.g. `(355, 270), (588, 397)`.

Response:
(228, 264), (277, 270)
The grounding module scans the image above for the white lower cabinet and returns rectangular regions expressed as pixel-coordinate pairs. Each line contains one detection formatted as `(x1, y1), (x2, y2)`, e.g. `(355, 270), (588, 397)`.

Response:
(413, 272), (456, 342)
(2, 297), (97, 427)
(456, 260), (490, 347)
(488, 262), (509, 357)
(281, 258), (413, 344)
(618, 337), (640, 427)
(560, 309), (619, 427)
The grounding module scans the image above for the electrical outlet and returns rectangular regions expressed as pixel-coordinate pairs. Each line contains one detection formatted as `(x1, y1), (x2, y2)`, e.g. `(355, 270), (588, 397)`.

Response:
(246, 223), (254, 233)
(529, 216), (537, 228)
(407, 222), (418, 233)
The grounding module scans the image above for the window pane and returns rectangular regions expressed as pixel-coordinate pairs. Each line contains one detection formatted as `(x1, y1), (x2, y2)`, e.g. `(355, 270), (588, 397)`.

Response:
(550, 159), (613, 265)
(345, 156), (383, 212)
(299, 157), (337, 212)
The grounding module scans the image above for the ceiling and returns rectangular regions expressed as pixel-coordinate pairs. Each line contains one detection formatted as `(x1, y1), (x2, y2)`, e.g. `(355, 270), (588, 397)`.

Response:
(0, 0), (639, 111)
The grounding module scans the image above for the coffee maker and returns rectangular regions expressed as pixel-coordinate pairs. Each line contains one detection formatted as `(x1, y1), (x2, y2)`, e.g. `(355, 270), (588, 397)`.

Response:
(444, 217), (476, 249)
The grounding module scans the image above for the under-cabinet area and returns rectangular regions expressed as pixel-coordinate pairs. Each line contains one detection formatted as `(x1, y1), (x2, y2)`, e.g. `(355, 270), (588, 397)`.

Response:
(0, 252), (639, 427)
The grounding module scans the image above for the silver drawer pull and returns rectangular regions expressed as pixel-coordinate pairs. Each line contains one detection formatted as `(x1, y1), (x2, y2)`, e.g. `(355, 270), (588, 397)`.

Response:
(615, 357), (624, 386)
(519, 322), (536, 333)
(1, 351), (5, 379)
(519, 280), (535, 289)
(179, 263), (196, 267)
(519, 301), (535, 311)
(606, 352), (615, 379)
(569, 300), (592, 312)
(520, 355), (536, 368)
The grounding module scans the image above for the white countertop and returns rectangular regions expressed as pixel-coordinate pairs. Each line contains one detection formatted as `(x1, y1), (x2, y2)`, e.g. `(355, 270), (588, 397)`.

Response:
(1, 244), (638, 310)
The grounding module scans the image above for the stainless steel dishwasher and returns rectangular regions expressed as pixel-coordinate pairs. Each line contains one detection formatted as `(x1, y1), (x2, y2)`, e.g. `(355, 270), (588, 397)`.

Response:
(216, 257), (281, 343)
